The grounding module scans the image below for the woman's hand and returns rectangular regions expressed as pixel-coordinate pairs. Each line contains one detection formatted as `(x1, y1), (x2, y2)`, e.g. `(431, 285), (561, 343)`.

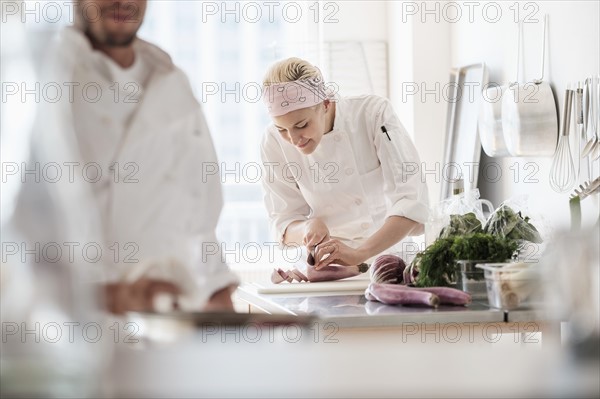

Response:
(313, 239), (367, 270)
(303, 218), (330, 249)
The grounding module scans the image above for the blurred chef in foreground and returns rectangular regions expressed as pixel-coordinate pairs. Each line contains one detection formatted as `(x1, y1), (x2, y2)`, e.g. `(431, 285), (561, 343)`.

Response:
(260, 58), (429, 269)
(12, 0), (238, 313)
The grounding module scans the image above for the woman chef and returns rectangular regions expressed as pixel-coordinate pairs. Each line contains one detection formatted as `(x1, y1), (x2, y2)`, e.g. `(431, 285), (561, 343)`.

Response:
(260, 58), (429, 270)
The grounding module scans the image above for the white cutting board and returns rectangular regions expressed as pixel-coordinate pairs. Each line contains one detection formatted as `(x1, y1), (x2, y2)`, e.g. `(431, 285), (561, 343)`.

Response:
(252, 275), (370, 294)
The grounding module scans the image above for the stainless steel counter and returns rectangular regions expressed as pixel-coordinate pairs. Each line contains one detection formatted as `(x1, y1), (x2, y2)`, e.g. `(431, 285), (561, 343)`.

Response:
(237, 285), (506, 328)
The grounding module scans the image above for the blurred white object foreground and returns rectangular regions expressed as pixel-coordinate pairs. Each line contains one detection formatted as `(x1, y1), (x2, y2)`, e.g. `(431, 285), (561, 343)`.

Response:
(107, 325), (597, 398)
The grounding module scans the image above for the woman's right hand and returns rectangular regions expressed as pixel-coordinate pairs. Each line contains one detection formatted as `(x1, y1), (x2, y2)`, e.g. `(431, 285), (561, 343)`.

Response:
(303, 218), (330, 249)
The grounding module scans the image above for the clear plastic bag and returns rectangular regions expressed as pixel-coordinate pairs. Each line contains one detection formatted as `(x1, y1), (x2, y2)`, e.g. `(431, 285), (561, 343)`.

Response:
(426, 189), (494, 242)
(483, 196), (544, 244)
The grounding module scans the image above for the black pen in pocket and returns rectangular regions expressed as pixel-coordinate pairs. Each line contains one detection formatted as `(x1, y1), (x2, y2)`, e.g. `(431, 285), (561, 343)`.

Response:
(381, 126), (391, 141)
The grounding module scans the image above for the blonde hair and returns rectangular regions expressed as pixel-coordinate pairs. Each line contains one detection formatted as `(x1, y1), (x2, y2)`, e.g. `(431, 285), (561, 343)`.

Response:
(263, 57), (324, 86)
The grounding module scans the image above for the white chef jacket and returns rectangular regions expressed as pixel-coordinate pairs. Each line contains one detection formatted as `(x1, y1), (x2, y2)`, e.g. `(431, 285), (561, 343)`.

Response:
(261, 95), (429, 256)
(15, 26), (239, 309)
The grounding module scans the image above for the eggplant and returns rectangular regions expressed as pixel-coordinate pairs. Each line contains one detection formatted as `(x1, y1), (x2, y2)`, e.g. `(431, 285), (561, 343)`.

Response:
(306, 264), (363, 282)
(391, 285), (471, 305)
(367, 283), (440, 307)
(271, 269), (286, 284)
(293, 269), (309, 282)
(271, 268), (305, 284)
(271, 264), (369, 284)
(364, 287), (377, 302)
(278, 268), (293, 283)
(286, 269), (301, 282)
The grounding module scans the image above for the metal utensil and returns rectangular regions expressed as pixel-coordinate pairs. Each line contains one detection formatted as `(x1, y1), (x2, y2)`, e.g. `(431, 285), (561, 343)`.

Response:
(307, 249), (316, 266)
(580, 79), (593, 180)
(575, 85), (583, 179)
(581, 77), (593, 156)
(582, 76), (599, 157)
(570, 177), (600, 201)
(502, 15), (558, 157)
(591, 76), (600, 160)
(549, 88), (576, 193)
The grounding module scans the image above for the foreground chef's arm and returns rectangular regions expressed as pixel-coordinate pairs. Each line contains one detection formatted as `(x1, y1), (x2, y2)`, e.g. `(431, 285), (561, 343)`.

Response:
(203, 285), (236, 312)
(357, 216), (421, 261)
(104, 279), (181, 315)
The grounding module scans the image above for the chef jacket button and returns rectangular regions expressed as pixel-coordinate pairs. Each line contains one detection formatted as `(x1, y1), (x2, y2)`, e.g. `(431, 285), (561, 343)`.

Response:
(355, 199), (362, 206)
(361, 222), (370, 230)
(101, 116), (111, 125)
(345, 168), (354, 176)
(334, 135), (341, 142)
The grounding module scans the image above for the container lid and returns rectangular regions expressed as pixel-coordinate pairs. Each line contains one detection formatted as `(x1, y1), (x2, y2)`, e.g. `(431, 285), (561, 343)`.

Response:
(476, 262), (540, 280)
(476, 262), (527, 271)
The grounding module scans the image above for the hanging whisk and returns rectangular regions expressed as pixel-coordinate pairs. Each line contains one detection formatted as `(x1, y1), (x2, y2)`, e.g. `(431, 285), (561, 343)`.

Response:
(550, 88), (576, 193)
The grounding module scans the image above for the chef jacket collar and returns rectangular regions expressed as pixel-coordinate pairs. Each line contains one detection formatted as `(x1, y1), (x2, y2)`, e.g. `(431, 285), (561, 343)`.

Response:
(63, 26), (175, 77)
(326, 95), (344, 135)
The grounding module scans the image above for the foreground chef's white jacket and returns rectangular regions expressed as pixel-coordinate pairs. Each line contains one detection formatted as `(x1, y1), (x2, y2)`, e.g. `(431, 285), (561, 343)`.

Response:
(261, 95), (429, 256)
(14, 27), (239, 309)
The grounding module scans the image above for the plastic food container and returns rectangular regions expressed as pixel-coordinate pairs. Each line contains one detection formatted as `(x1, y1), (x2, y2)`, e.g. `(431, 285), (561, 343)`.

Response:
(476, 262), (541, 310)
(455, 260), (488, 300)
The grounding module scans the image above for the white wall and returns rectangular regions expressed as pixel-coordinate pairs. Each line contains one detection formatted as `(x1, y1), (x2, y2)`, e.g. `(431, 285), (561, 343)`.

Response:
(387, 0), (600, 231)
(388, 1), (451, 204)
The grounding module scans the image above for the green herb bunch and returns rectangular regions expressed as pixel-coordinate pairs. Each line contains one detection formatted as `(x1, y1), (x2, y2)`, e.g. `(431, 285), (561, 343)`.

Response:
(412, 237), (456, 287)
(451, 233), (518, 262)
(414, 205), (537, 288)
(413, 233), (518, 287)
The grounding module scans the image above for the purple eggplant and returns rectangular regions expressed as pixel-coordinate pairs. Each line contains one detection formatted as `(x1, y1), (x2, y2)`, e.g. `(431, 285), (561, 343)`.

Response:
(412, 286), (471, 305)
(364, 287), (377, 302)
(293, 269), (309, 282)
(278, 268), (293, 283)
(306, 264), (362, 282)
(271, 264), (369, 284)
(390, 285), (472, 306)
(367, 283), (440, 307)
(271, 269), (286, 284)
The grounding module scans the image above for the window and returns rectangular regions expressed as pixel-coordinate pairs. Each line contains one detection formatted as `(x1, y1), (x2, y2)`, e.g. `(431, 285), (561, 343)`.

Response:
(139, 1), (319, 281)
